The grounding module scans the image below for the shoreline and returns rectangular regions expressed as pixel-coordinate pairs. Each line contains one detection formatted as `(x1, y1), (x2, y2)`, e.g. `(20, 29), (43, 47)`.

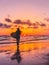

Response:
(0, 39), (49, 44)
(0, 42), (49, 65)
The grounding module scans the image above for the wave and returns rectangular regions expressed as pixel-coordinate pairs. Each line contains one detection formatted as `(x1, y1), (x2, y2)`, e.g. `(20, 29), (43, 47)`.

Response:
(0, 35), (49, 44)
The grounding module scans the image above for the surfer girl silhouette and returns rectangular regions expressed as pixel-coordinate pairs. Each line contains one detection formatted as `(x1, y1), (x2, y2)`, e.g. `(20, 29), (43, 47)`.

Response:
(15, 28), (21, 46)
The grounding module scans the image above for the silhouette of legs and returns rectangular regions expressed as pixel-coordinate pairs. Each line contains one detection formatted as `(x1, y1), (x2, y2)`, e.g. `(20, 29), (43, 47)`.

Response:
(16, 38), (20, 46)
(11, 42), (22, 63)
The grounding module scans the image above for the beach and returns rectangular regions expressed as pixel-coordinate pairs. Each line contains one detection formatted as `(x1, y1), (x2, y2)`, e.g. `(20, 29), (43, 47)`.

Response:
(0, 0), (49, 65)
(0, 42), (49, 65)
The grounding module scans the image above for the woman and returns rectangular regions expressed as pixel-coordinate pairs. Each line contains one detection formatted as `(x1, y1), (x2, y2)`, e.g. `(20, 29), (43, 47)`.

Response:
(15, 28), (21, 46)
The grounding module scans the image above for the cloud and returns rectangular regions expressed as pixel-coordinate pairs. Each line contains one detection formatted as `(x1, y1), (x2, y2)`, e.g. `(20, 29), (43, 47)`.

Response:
(44, 18), (49, 22)
(3, 24), (12, 28)
(5, 18), (12, 22)
(36, 21), (40, 25)
(32, 23), (38, 28)
(32, 23), (37, 26)
(13, 19), (46, 29)
(35, 21), (46, 27)
(24, 20), (32, 26)
(14, 25), (17, 27)
(40, 23), (46, 27)
(13, 20), (40, 29)
(14, 19), (32, 26)
(11, 28), (14, 30)
(14, 19), (22, 24)
(28, 22), (46, 29)
(33, 26), (38, 29)
(18, 26), (24, 29)
(27, 26), (33, 29)
(0, 23), (3, 27)
(27, 25), (38, 29)
(0, 23), (12, 28)
(28, 26), (38, 29)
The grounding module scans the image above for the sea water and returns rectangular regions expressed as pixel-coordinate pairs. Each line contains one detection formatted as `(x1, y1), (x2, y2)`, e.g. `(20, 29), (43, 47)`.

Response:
(0, 35), (49, 65)
(0, 35), (49, 44)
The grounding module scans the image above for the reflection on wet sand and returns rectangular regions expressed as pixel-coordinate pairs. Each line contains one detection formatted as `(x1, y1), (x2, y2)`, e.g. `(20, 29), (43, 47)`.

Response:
(0, 42), (49, 53)
(11, 45), (22, 63)
(42, 53), (49, 65)
(0, 42), (49, 65)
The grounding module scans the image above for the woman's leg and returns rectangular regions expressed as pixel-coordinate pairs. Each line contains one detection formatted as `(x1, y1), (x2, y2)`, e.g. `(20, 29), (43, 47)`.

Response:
(17, 39), (20, 46)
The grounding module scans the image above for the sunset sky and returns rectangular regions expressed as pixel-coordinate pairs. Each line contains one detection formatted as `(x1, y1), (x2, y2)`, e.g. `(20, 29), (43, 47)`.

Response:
(0, 0), (49, 35)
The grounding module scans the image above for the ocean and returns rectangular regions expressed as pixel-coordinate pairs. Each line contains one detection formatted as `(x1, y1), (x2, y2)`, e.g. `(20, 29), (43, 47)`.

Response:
(0, 35), (49, 44)
(0, 35), (49, 65)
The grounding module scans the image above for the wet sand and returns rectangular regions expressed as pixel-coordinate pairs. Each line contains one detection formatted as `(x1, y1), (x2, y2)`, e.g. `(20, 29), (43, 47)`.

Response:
(0, 42), (49, 65)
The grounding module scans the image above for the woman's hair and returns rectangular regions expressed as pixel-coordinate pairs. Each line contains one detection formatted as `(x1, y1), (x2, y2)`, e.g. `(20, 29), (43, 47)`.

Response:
(17, 28), (20, 31)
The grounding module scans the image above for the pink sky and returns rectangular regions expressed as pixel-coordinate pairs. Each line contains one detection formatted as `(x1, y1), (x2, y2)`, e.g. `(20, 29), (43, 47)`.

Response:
(0, 0), (49, 35)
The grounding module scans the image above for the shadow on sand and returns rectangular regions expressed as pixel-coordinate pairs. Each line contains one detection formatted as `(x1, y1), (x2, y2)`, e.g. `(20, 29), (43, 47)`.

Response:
(11, 45), (22, 63)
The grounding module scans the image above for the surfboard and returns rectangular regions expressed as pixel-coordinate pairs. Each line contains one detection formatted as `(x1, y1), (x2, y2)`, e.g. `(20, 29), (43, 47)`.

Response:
(11, 32), (16, 38)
